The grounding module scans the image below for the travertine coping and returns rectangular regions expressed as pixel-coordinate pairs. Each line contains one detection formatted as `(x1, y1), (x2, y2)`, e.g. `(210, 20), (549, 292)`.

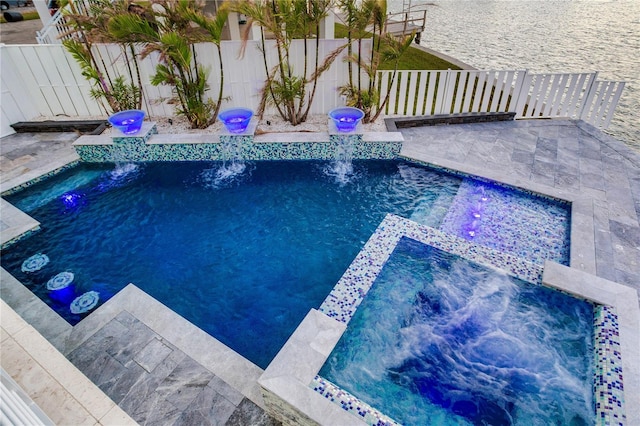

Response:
(258, 309), (361, 425)
(0, 300), (136, 425)
(0, 199), (39, 247)
(64, 284), (267, 407)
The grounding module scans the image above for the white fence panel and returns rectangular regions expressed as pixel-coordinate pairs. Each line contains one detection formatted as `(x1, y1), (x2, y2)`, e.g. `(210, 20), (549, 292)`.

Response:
(581, 80), (625, 129)
(383, 70), (526, 116)
(515, 72), (597, 120)
(0, 48), (39, 136)
(0, 41), (625, 137)
(379, 69), (622, 130)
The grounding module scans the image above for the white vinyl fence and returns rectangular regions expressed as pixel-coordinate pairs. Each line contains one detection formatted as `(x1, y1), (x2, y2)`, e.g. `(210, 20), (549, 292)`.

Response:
(381, 69), (624, 129)
(0, 42), (625, 138)
(0, 40), (352, 137)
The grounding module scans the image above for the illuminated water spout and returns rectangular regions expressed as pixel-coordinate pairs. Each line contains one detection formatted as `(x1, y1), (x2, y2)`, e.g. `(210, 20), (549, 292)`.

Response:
(326, 107), (364, 185)
(219, 108), (253, 134)
(108, 110), (145, 135)
(328, 107), (364, 133)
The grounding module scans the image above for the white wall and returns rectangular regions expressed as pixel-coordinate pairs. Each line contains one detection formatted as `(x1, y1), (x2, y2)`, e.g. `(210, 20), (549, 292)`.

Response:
(0, 38), (359, 136)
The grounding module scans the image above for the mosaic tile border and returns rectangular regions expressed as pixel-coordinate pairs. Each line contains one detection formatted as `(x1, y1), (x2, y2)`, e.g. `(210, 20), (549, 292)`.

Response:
(314, 213), (624, 425)
(0, 226), (40, 251)
(1, 160), (81, 197)
(594, 304), (626, 425)
(310, 376), (399, 426)
(74, 133), (402, 162)
(318, 214), (543, 325)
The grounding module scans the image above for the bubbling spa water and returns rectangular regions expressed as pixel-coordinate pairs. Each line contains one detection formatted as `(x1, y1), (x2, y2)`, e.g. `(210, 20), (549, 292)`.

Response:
(320, 238), (594, 425)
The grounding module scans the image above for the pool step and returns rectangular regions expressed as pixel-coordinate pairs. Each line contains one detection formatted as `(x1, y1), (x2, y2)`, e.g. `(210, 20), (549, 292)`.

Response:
(409, 191), (457, 228)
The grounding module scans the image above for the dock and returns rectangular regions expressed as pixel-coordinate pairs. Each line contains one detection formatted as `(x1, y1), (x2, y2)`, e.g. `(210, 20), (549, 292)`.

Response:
(385, 9), (427, 43)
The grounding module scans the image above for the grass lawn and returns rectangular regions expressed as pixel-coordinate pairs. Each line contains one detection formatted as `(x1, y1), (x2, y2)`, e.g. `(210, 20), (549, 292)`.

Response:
(334, 23), (461, 71)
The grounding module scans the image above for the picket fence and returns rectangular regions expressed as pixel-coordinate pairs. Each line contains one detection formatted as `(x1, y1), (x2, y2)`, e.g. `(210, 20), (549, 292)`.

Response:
(380, 69), (624, 127)
(0, 42), (625, 138)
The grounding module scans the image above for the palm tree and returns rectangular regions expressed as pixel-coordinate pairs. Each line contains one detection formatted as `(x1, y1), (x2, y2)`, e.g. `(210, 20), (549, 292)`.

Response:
(182, 4), (230, 121)
(232, 0), (340, 126)
(62, 0), (143, 114)
(108, 0), (225, 128)
(337, 0), (414, 123)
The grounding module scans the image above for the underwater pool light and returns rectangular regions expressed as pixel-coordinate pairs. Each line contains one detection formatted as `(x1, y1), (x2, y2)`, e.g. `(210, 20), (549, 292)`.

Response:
(44, 271), (76, 305)
(61, 192), (82, 207)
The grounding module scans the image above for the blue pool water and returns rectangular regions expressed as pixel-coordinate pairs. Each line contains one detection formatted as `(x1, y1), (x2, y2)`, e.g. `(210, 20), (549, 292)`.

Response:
(320, 237), (594, 425)
(1, 160), (570, 369)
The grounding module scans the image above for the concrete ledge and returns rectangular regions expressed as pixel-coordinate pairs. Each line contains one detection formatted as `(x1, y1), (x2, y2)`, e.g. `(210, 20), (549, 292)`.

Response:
(0, 153), (80, 195)
(385, 112), (516, 131)
(258, 309), (358, 426)
(0, 199), (39, 249)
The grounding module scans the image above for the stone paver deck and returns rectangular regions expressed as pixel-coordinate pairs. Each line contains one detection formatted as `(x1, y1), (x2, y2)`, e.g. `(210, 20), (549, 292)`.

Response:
(1, 118), (639, 424)
(399, 119), (639, 291)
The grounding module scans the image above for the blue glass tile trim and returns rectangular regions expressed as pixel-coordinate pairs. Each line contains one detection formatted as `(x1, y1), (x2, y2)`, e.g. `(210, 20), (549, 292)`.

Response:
(1, 160), (81, 197)
(319, 214), (544, 325)
(594, 305), (626, 425)
(74, 136), (401, 162)
(311, 376), (400, 426)
(0, 226), (40, 251)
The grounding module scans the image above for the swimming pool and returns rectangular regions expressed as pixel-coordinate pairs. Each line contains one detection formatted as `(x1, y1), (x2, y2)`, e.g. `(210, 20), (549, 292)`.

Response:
(319, 236), (594, 425)
(1, 159), (570, 369)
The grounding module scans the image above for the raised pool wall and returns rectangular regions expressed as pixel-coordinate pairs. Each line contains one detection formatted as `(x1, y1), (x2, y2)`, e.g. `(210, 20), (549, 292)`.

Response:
(71, 121), (403, 162)
(258, 214), (637, 426)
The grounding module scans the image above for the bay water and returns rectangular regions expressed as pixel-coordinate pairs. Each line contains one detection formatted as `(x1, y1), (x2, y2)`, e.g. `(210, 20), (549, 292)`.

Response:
(390, 0), (639, 150)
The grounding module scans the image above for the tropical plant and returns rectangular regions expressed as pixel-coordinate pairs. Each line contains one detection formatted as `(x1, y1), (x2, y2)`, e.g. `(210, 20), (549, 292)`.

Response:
(61, 0), (143, 114)
(337, 0), (415, 123)
(108, 0), (225, 128)
(181, 4), (230, 121)
(232, 0), (341, 125)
